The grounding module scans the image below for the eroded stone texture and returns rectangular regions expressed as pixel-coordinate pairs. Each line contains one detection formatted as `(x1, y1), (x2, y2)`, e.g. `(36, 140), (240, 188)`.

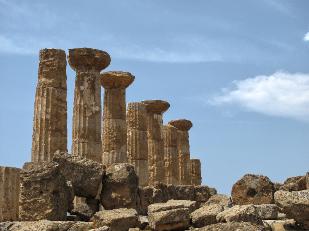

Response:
(190, 159), (202, 185)
(127, 102), (148, 186)
(195, 222), (268, 231)
(191, 204), (224, 227)
(162, 125), (179, 185)
(101, 71), (135, 166)
(19, 162), (72, 221)
(0, 167), (20, 221)
(142, 100), (170, 186)
(231, 174), (275, 205)
(31, 49), (67, 162)
(68, 48), (110, 162)
(168, 119), (192, 185)
(280, 175), (307, 192)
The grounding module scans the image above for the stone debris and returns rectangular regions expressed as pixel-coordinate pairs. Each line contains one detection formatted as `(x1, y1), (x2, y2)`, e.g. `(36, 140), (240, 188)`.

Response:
(255, 204), (279, 220)
(279, 175), (307, 192)
(193, 222), (269, 231)
(216, 204), (261, 223)
(191, 204), (224, 227)
(204, 194), (232, 208)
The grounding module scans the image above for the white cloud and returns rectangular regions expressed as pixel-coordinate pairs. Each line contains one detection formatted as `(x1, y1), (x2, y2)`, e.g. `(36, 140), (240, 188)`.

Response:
(304, 32), (309, 42)
(211, 71), (309, 122)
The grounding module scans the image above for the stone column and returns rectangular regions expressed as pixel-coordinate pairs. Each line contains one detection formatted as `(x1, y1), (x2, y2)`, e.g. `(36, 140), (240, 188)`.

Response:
(68, 48), (110, 162)
(0, 166), (20, 221)
(162, 124), (179, 185)
(101, 71), (135, 166)
(190, 159), (202, 185)
(127, 102), (148, 186)
(31, 49), (67, 162)
(142, 100), (170, 185)
(168, 119), (193, 185)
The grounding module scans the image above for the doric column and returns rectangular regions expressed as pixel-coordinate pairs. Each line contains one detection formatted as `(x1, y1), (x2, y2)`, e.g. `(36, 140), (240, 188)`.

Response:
(168, 119), (193, 185)
(0, 166), (20, 221)
(190, 159), (202, 185)
(101, 71), (135, 166)
(162, 124), (179, 185)
(68, 48), (110, 162)
(31, 49), (67, 162)
(127, 102), (148, 186)
(142, 100), (170, 185)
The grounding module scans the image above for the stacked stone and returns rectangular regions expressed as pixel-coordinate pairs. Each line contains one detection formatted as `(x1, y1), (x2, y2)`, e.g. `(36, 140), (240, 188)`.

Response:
(142, 100), (170, 185)
(162, 124), (179, 185)
(0, 166), (20, 221)
(31, 49), (67, 162)
(190, 159), (202, 185)
(168, 119), (193, 185)
(127, 102), (149, 186)
(68, 48), (110, 163)
(101, 71), (135, 166)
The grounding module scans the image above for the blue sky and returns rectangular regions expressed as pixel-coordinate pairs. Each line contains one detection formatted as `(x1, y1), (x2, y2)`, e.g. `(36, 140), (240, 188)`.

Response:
(0, 0), (308, 194)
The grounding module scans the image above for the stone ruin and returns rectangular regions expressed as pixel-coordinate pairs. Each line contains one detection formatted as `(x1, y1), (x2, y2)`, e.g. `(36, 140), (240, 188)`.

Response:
(0, 48), (308, 231)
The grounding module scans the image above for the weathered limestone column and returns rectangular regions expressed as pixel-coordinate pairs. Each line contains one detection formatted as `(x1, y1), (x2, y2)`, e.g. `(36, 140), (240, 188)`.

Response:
(190, 159), (202, 185)
(142, 100), (170, 185)
(31, 49), (67, 162)
(127, 102), (148, 186)
(168, 119), (193, 185)
(101, 71), (135, 166)
(162, 124), (179, 185)
(0, 166), (20, 221)
(68, 48), (110, 162)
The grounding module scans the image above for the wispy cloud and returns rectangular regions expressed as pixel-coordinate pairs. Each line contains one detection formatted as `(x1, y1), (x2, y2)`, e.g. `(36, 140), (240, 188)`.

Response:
(304, 32), (309, 42)
(210, 71), (309, 122)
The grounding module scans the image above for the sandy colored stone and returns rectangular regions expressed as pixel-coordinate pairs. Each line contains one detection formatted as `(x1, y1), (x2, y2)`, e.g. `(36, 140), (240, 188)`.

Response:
(231, 174), (275, 205)
(163, 125), (179, 185)
(263, 219), (298, 231)
(280, 175), (307, 192)
(148, 200), (197, 214)
(194, 222), (268, 231)
(130, 159), (148, 187)
(190, 159), (202, 185)
(92, 208), (138, 231)
(101, 71), (134, 166)
(204, 194), (231, 208)
(255, 204), (279, 220)
(31, 48), (67, 162)
(191, 204), (224, 227)
(0, 167), (20, 221)
(69, 48), (110, 163)
(216, 204), (261, 223)
(194, 185), (218, 206)
(306, 172), (309, 189)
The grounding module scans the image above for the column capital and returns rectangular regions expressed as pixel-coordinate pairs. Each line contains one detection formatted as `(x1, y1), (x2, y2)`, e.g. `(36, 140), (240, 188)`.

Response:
(100, 71), (135, 89)
(168, 119), (193, 131)
(142, 100), (170, 114)
(68, 48), (110, 72)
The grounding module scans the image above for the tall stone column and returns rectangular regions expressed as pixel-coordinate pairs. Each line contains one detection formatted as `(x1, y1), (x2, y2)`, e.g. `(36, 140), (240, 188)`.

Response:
(0, 166), (20, 221)
(127, 102), (148, 186)
(168, 119), (193, 185)
(31, 49), (67, 162)
(101, 71), (135, 166)
(68, 48), (110, 162)
(162, 124), (179, 185)
(190, 159), (202, 185)
(142, 100), (170, 185)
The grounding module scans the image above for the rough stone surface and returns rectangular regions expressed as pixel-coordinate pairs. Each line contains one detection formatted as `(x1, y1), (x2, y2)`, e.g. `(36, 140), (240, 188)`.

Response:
(306, 172), (309, 189)
(71, 198), (99, 221)
(274, 189), (309, 229)
(190, 159), (202, 185)
(216, 204), (261, 224)
(69, 48), (110, 162)
(231, 174), (275, 205)
(194, 185), (217, 206)
(31, 48), (67, 162)
(173, 185), (195, 201)
(204, 194), (232, 208)
(0, 167), (20, 221)
(53, 152), (104, 198)
(255, 204), (279, 220)
(280, 176), (307, 192)
(101, 71), (134, 166)
(100, 163), (139, 209)
(148, 200), (197, 214)
(92, 208), (138, 231)
(19, 162), (72, 221)
(194, 222), (268, 231)
(263, 219), (298, 231)
(191, 204), (224, 227)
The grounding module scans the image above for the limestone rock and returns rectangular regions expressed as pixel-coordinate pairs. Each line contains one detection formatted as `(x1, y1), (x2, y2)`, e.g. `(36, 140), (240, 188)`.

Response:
(173, 185), (195, 201)
(280, 176), (307, 192)
(231, 174), (274, 205)
(306, 172), (309, 189)
(148, 200), (197, 213)
(255, 204), (279, 220)
(274, 190), (309, 229)
(92, 208), (138, 231)
(71, 198), (99, 221)
(204, 194), (232, 208)
(19, 162), (72, 221)
(88, 227), (110, 231)
(216, 204), (261, 223)
(53, 152), (104, 198)
(194, 185), (217, 206)
(263, 219), (298, 231)
(100, 163), (139, 209)
(193, 222), (268, 231)
(191, 204), (224, 227)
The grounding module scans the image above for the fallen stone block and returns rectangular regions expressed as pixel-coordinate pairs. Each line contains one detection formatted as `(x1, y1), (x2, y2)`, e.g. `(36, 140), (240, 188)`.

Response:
(255, 204), (279, 220)
(194, 221), (269, 231)
(191, 204), (224, 227)
(280, 175), (307, 192)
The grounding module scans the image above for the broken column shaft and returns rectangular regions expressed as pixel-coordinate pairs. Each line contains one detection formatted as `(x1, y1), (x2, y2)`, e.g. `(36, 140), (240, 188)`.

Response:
(68, 48), (110, 162)
(142, 100), (170, 185)
(0, 166), (20, 221)
(168, 119), (193, 185)
(31, 49), (67, 162)
(190, 159), (202, 185)
(127, 102), (148, 186)
(101, 71), (135, 166)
